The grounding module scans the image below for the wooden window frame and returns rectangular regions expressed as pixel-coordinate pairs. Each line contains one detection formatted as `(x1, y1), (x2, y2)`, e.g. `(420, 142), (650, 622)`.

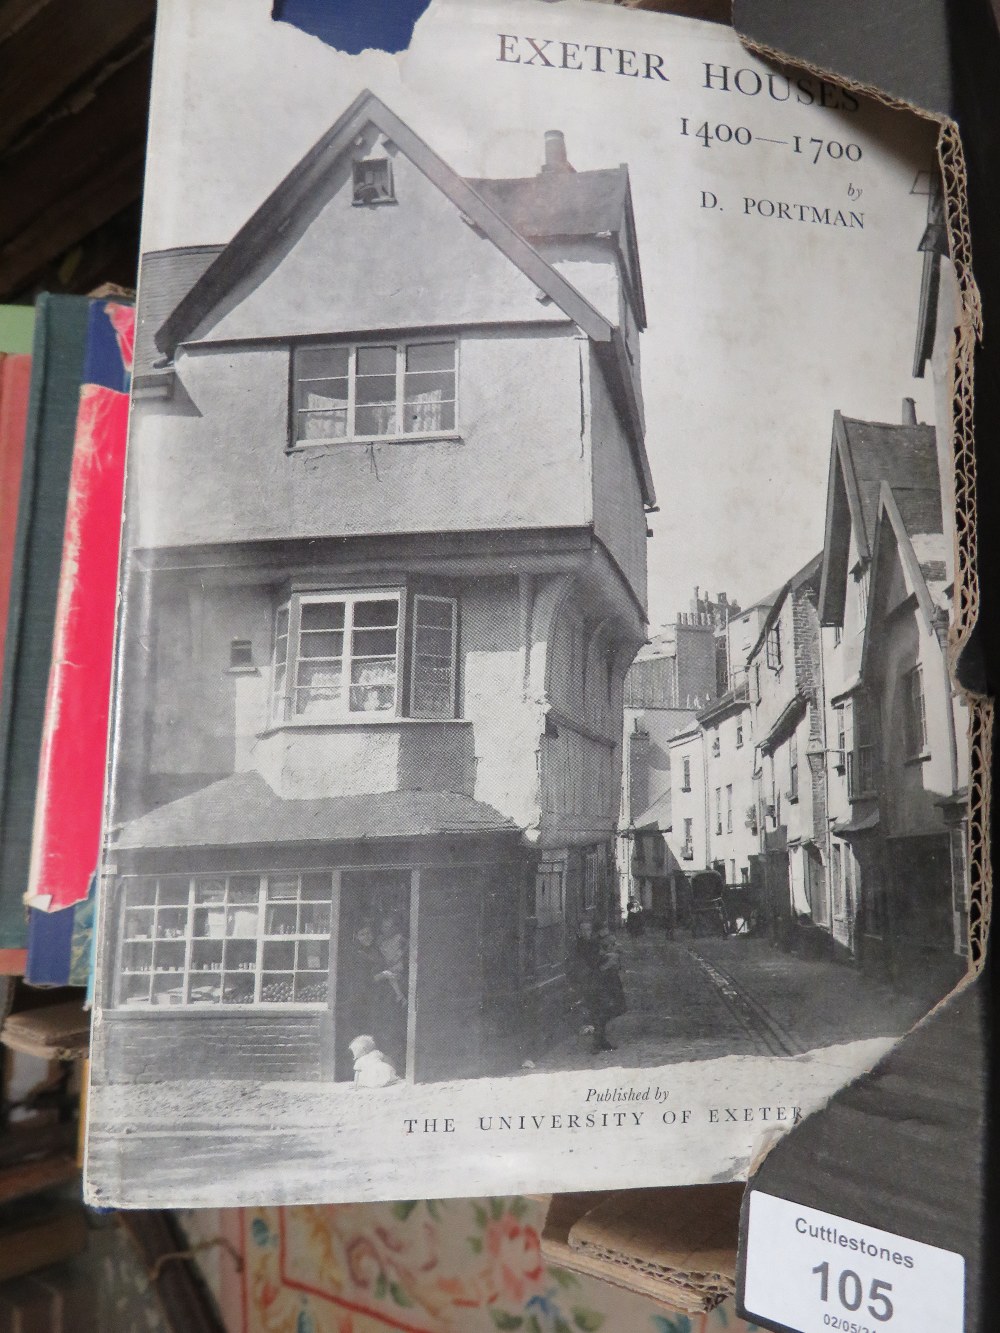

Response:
(271, 589), (405, 724)
(903, 664), (928, 758)
(115, 872), (335, 1012)
(290, 337), (459, 447)
(410, 594), (459, 720)
(535, 854), (567, 926)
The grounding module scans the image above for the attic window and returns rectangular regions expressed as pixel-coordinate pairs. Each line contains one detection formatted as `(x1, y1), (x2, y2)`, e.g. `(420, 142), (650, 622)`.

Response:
(352, 158), (394, 205)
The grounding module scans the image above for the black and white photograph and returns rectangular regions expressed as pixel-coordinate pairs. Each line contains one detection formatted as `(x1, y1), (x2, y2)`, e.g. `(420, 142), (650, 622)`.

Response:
(86, 0), (975, 1207)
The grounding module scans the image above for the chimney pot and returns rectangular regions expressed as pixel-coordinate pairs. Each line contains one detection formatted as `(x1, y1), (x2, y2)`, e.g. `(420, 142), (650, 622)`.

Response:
(542, 129), (572, 173)
(902, 397), (917, 425)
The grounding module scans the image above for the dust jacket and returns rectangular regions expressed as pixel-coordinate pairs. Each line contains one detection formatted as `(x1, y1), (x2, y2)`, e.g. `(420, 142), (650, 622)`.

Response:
(85, 0), (979, 1207)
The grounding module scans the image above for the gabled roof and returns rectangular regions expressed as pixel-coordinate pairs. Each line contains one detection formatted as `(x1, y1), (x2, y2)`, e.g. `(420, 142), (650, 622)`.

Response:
(467, 166), (647, 329)
(818, 409), (939, 625)
(860, 482), (947, 681)
(747, 553), (823, 665)
(632, 787), (672, 832)
(114, 772), (520, 851)
(157, 90), (614, 357)
(149, 88), (655, 506)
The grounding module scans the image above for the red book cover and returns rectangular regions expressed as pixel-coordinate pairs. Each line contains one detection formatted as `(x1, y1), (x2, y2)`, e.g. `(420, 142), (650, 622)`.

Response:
(0, 354), (32, 684)
(26, 301), (134, 912)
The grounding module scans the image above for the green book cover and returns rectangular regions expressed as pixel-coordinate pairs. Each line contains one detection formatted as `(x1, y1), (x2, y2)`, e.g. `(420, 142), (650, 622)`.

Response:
(0, 304), (35, 355)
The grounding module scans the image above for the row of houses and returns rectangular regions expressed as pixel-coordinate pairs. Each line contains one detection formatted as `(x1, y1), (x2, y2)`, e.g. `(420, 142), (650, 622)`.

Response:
(627, 182), (970, 995)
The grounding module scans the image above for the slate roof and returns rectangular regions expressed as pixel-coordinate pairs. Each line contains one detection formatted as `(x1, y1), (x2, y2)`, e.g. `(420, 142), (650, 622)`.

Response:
(466, 165), (645, 327)
(819, 411), (940, 625)
(133, 246), (222, 378)
(840, 415), (939, 552)
(467, 167), (628, 243)
(115, 772), (520, 850)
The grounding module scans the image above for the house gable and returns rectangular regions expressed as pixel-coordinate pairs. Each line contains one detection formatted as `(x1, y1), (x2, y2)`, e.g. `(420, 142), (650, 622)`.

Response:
(149, 90), (655, 507)
(157, 90), (614, 354)
(861, 483), (944, 682)
(819, 409), (939, 626)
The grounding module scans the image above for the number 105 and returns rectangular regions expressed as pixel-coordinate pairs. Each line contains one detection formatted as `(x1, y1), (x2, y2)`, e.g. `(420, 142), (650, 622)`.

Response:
(813, 1262), (894, 1322)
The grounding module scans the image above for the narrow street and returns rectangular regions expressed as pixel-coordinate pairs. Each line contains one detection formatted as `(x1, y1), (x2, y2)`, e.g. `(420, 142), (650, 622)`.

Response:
(532, 927), (950, 1072)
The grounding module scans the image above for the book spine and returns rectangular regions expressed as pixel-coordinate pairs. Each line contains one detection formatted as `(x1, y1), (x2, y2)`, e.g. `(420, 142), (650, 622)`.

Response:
(0, 355), (32, 683)
(27, 301), (133, 915)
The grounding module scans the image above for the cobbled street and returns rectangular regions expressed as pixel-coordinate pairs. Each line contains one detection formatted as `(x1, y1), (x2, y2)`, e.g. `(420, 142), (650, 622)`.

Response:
(531, 928), (950, 1072)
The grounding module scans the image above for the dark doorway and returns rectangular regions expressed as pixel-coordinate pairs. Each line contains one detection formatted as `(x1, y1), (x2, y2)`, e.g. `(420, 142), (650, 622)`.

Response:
(334, 867), (412, 1080)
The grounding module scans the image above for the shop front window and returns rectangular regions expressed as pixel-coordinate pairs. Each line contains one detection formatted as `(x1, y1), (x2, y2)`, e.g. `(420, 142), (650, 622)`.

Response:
(117, 872), (334, 1009)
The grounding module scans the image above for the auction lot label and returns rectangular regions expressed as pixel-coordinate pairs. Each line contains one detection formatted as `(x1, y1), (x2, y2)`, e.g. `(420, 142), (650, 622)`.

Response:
(743, 1192), (965, 1333)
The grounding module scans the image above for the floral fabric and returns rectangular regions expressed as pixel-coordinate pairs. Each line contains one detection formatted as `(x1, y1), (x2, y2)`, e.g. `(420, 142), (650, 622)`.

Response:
(206, 1198), (760, 1333)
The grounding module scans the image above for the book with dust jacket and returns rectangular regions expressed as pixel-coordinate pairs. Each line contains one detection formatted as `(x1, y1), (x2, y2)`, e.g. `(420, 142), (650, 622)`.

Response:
(85, 0), (977, 1207)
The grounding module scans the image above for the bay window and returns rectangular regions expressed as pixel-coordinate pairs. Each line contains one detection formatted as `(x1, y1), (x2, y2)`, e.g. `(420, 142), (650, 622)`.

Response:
(292, 339), (457, 444)
(271, 588), (458, 723)
(272, 591), (400, 721)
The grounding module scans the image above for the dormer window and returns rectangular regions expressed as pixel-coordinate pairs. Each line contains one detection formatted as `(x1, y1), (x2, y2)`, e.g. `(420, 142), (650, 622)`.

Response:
(292, 339), (457, 444)
(352, 157), (394, 205)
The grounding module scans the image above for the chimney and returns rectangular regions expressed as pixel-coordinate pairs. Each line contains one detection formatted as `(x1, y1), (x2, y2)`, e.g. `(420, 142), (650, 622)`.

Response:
(902, 397), (917, 425)
(542, 130), (572, 174)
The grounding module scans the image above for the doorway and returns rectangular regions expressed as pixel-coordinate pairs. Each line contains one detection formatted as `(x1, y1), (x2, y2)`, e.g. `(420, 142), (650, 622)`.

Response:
(334, 867), (412, 1081)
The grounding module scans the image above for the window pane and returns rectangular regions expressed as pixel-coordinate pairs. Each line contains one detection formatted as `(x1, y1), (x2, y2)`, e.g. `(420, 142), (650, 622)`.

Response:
(416, 626), (453, 657)
(301, 872), (332, 901)
(158, 877), (190, 907)
(266, 903), (298, 936)
(189, 975), (222, 1005)
(294, 661), (343, 715)
(297, 408), (348, 441)
(193, 878), (226, 905)
(351, 628), (397, 657)
(355, 372), (396, 404)
(298, 345), (350, 379)
(227, 903), (259, 938)
(299, 902), (332, 934)
(413, 599), (456, 717)
(357, 345), (395, 375)
(295, 975), (328, 1003)
(355, 403), (397, 436)
(406, 342), (454, 373)
(230, 875), (259, 902)
(349, 659), (396, 712)
(260, 975), (295, 1003)
(415, 599), (454, 629)
(354, 599), (398, 628)
(297, 939), (329, 972)
(301, 602), (345, 631)
(298, 631), (344, 659)
(222, 975), (255, 1005)
(267, 877), (299, 901)
(224, 938), (256, 969)
(157, 907), (187, 939)
(403, 351), (455, 434)
(264, 940), (296, 970)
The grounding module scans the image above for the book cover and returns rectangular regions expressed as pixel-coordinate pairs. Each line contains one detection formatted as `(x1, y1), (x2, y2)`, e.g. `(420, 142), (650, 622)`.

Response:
(27, 298), (134, 918)
(0, 295), (90, 951)
(0, 350), (32, 975)
(86, 0), (979, 1207)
